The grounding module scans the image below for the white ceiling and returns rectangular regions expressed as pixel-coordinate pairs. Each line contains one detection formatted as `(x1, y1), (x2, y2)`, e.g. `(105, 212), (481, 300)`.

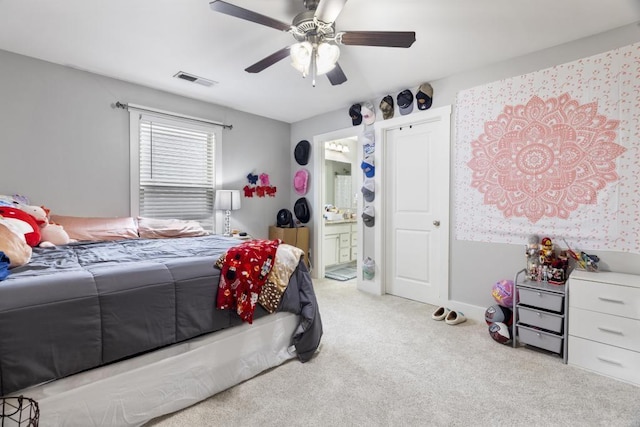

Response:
(0, 0), (639, 123)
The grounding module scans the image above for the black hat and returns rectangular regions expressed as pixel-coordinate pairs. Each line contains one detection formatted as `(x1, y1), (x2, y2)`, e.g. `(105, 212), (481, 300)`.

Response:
(349, 103), (362, 126)
(397, 89), (414, 115)
(416, 83), (433, 110)
(276, 209), (295, 228)
(294, 197), (311, 224)
(294, 140), (311, 166)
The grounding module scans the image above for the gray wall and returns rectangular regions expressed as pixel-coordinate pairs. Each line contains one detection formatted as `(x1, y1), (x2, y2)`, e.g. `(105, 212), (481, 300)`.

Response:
(0, 49), (290, 239)
(291, 23), (640, 309)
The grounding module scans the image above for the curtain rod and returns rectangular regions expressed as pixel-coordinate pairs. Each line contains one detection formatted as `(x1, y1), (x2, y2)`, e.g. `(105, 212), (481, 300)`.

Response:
(114, 101), (233, 130)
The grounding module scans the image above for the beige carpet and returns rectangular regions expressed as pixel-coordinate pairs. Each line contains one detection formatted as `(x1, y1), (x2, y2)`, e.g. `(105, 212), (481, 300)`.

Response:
(146, 278), (640, 427)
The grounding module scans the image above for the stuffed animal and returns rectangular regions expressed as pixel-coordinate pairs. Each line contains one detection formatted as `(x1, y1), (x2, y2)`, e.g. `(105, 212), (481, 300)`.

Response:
(0, 206), (41, 246)
(14, 203), (47, 226)
(39, 223), (73, 247)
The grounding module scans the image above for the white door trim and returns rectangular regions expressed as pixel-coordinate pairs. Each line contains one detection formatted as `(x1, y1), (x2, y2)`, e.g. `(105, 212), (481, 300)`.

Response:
(312, 127), (360, 280)
(371, 105), (452, 303)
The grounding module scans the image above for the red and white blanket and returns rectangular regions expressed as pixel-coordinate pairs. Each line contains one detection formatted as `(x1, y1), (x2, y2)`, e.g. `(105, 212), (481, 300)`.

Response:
(216, 239), (280, 323)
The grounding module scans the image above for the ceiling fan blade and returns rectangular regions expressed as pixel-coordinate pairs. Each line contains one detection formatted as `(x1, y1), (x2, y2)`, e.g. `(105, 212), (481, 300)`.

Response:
(338, 31), (416, 48)
(245, 46), (291, 73)
(314, 0), (348, 23)
(210, 1), (291, 32)
(326, 63), (347, 85)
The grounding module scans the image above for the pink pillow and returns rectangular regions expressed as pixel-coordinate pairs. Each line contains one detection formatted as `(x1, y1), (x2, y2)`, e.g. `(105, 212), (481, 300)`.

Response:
(50, 215), (138, 241)
(137, 217), (209, 239)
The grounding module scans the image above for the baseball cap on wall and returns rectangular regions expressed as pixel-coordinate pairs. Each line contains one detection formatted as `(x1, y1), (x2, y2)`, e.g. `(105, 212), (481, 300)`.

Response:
(361, 101), (376, 125)
(397, 89), (414, 115)
(361, 155), (375, 178)
(416, 83), (433, 110)
(349, 103), (362, 126)
(362, 205), (375, 227)
(361, 178), (375, 202)
(379, 95), (394, 120)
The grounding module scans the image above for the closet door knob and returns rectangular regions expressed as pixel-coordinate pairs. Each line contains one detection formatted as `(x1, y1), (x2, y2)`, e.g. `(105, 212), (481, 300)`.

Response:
(433, 220), (440, 227)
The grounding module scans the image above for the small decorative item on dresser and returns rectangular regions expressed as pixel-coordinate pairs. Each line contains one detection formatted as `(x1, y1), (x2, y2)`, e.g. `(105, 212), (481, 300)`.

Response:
(563, 239), (600, 272)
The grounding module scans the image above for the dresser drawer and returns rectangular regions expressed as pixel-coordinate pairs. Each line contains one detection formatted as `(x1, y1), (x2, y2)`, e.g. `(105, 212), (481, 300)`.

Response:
(339, 233), (351, 248)
(568, 336), (640, 387)
(519, 287), (564, 313)
(569, 307), (640, 352)
(570, 279), (640, 320)
(517, 325), (563, 354)
(517, 306), (564, 333)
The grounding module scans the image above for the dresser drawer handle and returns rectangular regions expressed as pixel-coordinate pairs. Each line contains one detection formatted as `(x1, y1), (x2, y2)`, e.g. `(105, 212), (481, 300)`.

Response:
(597, 297), (624, 304)
(596, 356), (623, 367)
(597, 326), (624, 335)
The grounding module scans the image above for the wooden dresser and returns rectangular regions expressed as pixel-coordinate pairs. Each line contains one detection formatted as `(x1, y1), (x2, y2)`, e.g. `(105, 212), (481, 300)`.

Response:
(568, 270), (640, 387)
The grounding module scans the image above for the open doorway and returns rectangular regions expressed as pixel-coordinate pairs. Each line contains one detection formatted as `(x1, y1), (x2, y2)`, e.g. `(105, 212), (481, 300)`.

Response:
(312, 129), (359, 282)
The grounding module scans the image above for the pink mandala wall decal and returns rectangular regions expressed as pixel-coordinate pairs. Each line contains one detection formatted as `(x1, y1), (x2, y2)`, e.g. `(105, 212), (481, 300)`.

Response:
(466, 93), (626, 223)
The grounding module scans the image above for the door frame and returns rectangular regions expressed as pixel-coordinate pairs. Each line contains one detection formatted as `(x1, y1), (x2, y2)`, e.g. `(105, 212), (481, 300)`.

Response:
(312, 127), (360, 281)
(373, 106), (452, 304)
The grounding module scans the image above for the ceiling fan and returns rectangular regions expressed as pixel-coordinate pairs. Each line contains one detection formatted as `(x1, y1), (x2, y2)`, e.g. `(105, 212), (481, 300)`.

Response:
(209, 0), (416, 86)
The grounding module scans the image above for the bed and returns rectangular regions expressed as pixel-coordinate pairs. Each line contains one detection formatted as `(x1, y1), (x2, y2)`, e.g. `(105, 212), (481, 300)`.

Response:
(0, 233), (322, 426)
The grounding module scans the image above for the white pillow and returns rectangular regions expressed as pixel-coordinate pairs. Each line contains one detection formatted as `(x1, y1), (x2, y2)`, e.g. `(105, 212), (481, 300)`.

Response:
(137, 217), (209, 239)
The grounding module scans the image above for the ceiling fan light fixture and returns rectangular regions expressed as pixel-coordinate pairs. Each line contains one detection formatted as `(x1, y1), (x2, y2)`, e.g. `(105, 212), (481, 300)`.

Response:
(290, 41), (339, 79)
(290, 41), (313, 75)
(316, 42), (340, 75)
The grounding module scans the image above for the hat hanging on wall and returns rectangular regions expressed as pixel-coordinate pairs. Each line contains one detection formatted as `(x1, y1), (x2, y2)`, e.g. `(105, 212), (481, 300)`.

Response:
(294, 197), (311, 224)
(397, 89), (414, 115)
(361, 155), (375, 178)
(362, 205), (375, 227)
(293, 169), (309, 195)
(379, 95), (394, 120)
(294, 140), (311, 165)
(361, 101), (376, 126)
(416, 83), (433, 110)
(349, 103), (362, 126)
(361, 178), (375, 202)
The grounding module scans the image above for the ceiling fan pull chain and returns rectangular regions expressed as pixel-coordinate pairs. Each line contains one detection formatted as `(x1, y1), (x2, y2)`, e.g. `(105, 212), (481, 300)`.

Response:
(311, 45), (318, 87)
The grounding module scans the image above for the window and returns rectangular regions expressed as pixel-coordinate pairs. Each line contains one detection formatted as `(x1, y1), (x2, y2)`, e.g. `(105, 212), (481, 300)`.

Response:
(130, 110), (220, 231)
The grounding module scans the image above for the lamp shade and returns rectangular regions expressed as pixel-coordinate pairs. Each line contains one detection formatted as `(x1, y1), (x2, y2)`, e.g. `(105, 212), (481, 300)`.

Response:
(316, 42), (340, 75)
(214, 190), (241, 211)
(290, 41), (339, 76)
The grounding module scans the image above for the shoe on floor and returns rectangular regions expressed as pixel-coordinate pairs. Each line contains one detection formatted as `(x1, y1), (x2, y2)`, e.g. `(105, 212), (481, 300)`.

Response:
(445, 310), (467, 325)
(431, 306), (450, 321)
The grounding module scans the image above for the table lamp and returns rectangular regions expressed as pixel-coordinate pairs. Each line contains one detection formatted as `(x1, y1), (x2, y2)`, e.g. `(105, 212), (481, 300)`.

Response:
(214, 189), (241, 236)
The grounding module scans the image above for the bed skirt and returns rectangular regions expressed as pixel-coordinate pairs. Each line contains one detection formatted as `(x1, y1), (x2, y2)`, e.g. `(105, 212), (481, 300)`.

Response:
(11, 312), (299, 427)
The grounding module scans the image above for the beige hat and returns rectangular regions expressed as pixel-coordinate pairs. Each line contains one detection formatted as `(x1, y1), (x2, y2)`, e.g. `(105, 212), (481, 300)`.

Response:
(379, 95), (394, 120)
(416, 83), (433, 110)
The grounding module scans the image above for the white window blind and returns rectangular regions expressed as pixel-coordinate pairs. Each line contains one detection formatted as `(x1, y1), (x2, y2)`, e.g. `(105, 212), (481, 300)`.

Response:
(137, 115), (216, 229)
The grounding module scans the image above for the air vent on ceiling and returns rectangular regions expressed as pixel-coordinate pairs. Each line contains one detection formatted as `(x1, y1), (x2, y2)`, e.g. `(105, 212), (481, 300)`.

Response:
(173, 71), (217, 87)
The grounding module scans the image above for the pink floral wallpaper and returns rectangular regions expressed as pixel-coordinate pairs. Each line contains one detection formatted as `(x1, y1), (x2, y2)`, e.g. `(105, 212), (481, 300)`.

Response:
(455, 42), (640, 253)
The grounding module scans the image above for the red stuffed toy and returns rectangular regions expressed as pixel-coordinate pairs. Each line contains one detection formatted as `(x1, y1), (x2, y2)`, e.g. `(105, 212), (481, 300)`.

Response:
(0, 206), (41, 247)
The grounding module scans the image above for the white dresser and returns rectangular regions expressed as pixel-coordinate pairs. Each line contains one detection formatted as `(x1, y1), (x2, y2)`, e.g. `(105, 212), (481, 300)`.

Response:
(568, 270), (640, 387)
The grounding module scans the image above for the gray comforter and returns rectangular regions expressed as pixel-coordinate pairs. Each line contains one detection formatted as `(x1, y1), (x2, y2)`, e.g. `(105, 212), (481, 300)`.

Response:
(0, 235), (322, 396)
